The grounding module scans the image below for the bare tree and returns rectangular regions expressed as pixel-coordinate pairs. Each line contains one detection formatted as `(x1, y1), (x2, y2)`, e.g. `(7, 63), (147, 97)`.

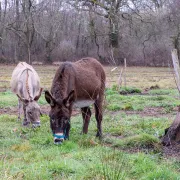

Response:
(6, 0), (35, 64)
(0, 0), (177, 66)
(34, 0), (63, 63)
(68, 0), (123, 48)
(0, 0), (7, 57)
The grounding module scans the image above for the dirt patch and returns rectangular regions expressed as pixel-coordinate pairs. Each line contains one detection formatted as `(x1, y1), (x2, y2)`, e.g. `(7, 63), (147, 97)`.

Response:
(0, 107), (17, 115)
(0, 105), (81, 116)
(126, 107), (171, 117)
(163, 142), (180, 160)
(104, 134), (180, 160)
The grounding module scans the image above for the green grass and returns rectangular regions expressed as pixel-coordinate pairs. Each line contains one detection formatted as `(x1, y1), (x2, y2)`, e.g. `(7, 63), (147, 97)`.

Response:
(1, 87), (178, 112)
(0, 91), (18, 108)
(1, 86), (180, 179)
(1, 114), (180, 180)
(111, 133), (160, 148)
(0, 91), (47, 108)
(106, 87), (180, 112)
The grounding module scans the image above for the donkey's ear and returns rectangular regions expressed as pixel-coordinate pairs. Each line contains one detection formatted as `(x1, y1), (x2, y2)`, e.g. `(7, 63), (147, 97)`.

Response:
(16, 94), (29, 105)
(34, 88), (43, 101)
(45, 91), (55, 107)
(63, 90), (75, 108)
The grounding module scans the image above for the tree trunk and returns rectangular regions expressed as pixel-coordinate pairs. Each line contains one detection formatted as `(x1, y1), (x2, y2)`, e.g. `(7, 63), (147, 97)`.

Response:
(89, 11), (102, 60)
(45, 40), (52, 64)
(172, 33), (180, 61)
(109, 14), (119, 48)
(0, 0), (2, 56)
(76, 22), (81, 52)
(0, 0), (7, 57)
(14, 0), (20, 62)
(22, 0), (34, 65)
(28, 45), (31, 64)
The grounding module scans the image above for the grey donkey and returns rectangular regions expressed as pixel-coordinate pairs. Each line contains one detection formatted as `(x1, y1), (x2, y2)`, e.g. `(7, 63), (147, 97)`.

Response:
(11, 62), (43, 127)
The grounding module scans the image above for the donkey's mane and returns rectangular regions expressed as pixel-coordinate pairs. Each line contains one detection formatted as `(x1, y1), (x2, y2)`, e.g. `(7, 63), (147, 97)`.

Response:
(20, 68), (34, 101)
(26, 69), (32, 101)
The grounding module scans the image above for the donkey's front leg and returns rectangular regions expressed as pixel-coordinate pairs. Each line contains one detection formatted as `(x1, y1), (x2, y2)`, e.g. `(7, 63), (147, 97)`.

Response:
(22, 104), (29, 126)
(64, 122), (71, 140)
(17, 98), (22, 121)
(81, 107), (91, 134)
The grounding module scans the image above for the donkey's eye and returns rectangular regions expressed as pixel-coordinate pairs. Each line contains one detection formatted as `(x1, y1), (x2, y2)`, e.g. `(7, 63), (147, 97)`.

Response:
(28, 112), (32, 116)
(63, 118), (69, 123)
(51, 119), (55, 123)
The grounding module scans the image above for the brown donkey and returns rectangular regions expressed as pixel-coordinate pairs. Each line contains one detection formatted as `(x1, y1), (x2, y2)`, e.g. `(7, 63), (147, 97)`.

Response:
(45, 57), (106, 144)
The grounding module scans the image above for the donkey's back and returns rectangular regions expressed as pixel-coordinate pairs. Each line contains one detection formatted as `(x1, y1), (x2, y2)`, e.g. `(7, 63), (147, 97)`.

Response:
(73, 57), (105, 101)
(11, 62), (40, 100)
(52, 57), (105, 102)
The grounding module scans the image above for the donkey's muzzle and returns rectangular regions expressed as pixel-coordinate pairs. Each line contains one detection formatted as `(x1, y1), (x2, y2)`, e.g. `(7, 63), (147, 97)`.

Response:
(53, 133), (64, 145)
(32, 121), (41, 128)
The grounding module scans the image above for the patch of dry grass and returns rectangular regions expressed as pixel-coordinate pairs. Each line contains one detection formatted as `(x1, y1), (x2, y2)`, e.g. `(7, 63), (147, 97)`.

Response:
(0, 65), (57, 91)
(105, 66), (176, 89)
(0, 65), (176, 91)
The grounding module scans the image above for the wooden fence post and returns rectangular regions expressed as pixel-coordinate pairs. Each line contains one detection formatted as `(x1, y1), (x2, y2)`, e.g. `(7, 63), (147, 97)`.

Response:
(118, 68), (124, 90)
(172, 49), (180, 92)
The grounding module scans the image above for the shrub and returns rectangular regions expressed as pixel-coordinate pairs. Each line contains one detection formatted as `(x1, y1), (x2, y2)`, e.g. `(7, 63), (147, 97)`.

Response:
(119, 87), (141, 95)
(0, 56), (9, 63)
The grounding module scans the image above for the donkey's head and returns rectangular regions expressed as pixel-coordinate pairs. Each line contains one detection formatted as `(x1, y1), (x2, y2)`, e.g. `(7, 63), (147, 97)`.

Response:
(45, 90), (75, 145)
(17, 88), (43, 127)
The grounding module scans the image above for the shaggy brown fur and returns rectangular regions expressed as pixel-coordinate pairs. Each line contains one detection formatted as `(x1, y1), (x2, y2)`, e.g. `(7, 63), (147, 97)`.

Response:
(45, 57), (106, 143)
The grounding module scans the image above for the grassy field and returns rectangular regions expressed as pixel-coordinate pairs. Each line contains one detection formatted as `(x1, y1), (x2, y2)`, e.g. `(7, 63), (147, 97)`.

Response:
(0, 65), (180, 179)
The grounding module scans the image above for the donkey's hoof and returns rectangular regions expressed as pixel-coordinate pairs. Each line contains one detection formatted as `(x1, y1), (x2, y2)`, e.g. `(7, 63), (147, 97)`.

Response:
(96, 132), (102, 139)
(54, 141), (62, 145)
(22, 121), (30, 127)
(54, 138), (63, 145)
(64, 135), (69, 140)
(17, 117), (21, 121)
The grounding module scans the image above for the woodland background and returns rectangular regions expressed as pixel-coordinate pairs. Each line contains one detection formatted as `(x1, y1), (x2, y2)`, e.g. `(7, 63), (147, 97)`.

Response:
(0, 0), (180, 66)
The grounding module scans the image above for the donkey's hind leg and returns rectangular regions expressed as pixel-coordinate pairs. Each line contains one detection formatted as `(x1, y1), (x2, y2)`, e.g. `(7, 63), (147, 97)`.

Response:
(81, 107), (91, 134)
(94, 97), (103, 138)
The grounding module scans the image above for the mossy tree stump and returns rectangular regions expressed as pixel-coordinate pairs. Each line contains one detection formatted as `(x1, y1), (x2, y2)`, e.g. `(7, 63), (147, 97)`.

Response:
(162, 106), (180, 146)
(162, 49), (180, 146)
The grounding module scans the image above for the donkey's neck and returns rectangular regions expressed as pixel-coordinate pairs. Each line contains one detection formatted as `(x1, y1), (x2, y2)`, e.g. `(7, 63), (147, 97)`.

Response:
(51, 63), (75, 101)
(51, 77), (70, 101)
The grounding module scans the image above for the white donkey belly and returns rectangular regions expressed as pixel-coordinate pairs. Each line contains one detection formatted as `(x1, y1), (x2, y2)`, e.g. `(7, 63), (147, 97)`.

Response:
(73, 100), (95, 108)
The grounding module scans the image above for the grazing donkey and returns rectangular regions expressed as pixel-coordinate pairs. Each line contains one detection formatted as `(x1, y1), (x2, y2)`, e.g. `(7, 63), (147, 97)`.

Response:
(11, 62), (43, 127)
(45, 57), (106, 144)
